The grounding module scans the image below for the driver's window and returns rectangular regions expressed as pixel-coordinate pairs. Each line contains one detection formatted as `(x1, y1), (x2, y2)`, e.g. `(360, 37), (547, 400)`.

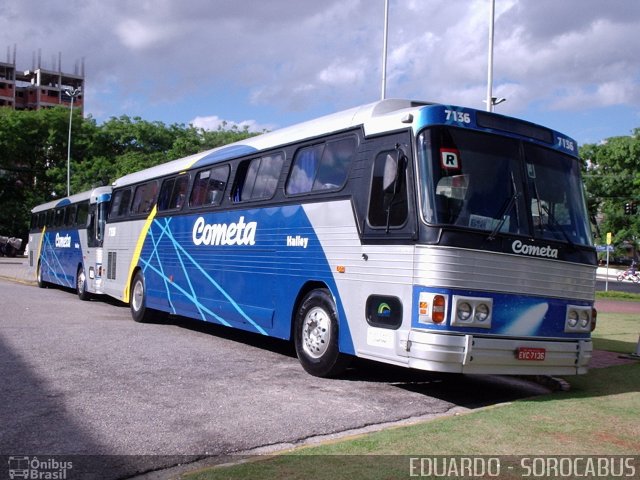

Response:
(368, 150), (408, 228)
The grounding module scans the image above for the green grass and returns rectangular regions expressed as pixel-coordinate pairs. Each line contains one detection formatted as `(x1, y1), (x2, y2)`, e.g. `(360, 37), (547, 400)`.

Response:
(596, 290), (640, 301)
(184, 313), (640, 480)
(592, 313), (639, 354)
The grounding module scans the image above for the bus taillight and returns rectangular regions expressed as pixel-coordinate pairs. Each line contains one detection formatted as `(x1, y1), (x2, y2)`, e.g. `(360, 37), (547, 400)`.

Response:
(432, 295), (446, 324)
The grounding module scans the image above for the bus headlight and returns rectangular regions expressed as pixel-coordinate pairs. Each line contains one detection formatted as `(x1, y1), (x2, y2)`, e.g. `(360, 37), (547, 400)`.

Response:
(565, 306), (592, 333)
(579, 310), (590, 329)
(457, 302), (472, 321)
(451, 296), (492, 328)
(475, 303), (490, 323)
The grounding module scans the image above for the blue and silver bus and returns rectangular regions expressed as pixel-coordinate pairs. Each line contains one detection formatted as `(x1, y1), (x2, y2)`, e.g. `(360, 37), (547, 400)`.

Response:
(29, 186), (112, 299)
(100, 99), (596, 377)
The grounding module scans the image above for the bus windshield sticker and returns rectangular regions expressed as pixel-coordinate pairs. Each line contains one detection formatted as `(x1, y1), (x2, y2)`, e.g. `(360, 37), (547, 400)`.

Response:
(440, 148), (461, 170)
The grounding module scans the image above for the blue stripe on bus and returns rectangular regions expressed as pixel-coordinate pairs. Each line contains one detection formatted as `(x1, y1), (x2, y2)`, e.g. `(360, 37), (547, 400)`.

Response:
(412, 286), (590, 339)
(135, 204), (355, 353)
(39, 229), (83, 288)
(193, 144), (258, 169)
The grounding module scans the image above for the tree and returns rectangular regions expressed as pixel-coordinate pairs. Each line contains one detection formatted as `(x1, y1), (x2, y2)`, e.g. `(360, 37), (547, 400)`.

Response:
(0, 107), (83, 237)
(0, 107), (259, 243)
(581, 128), (640, 256)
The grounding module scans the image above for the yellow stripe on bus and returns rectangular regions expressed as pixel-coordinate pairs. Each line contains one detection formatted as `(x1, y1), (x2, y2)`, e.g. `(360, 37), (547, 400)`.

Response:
(35, 226), (46, 281)
(123, 205), (158, 303)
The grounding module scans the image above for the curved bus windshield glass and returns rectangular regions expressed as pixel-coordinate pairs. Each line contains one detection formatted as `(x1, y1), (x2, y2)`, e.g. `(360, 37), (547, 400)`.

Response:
(418, 127), (593, 246)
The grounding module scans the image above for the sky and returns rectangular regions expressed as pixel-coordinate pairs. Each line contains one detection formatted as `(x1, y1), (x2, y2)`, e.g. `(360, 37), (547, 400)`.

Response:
(2, 0), (640, 146)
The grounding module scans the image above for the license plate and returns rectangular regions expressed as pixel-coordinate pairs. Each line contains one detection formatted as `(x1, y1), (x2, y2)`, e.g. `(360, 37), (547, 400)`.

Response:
(516, 347), (546, 361)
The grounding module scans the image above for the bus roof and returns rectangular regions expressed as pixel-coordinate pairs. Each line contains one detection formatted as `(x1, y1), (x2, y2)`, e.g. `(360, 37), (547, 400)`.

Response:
(111, 99), (431, 189)
(31, 186), (112, 213)
(110, 98), (576, 189)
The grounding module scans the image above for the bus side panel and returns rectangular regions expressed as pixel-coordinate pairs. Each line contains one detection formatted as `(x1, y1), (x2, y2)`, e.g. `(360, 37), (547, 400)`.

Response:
(38, 228), (83, 288)
(102, 220), (146, 302)
(137, 205), (350, 342)
(302, 200), (415, 366)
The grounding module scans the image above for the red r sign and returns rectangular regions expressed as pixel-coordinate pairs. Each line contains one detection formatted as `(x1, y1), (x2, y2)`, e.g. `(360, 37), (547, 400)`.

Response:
(441, 148), (461, 170)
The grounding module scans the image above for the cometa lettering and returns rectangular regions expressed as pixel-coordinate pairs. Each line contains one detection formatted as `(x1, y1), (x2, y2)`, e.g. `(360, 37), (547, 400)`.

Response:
(512, 240), (558, 259)
(55, 233), (72, 248)
(192, 216), (257, 246)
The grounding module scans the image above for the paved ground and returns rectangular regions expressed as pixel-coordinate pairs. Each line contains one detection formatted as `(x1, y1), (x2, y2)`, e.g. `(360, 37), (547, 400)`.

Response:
(0, 258), (637, 479)
(0, 276), (556, 479)
(595, 298), (640, 314)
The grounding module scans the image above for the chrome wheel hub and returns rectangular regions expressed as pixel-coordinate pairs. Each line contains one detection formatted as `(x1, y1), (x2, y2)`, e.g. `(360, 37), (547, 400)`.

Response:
(302, 306), (331, 359)
(132, 280), (144, 312)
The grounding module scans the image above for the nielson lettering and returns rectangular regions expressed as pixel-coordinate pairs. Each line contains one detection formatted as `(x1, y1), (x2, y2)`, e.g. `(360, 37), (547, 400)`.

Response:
(512, 240), (558, 259)
(192, 216), (257, 246)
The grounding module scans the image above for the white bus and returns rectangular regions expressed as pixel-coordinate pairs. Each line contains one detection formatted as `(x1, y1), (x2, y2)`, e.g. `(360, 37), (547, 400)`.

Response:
(29, 186), (112, 299)
(99, 99), (596, 377)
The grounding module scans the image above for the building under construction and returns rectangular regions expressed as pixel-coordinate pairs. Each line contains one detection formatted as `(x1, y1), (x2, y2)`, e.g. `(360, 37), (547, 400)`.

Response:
(0, 46), (84, 113)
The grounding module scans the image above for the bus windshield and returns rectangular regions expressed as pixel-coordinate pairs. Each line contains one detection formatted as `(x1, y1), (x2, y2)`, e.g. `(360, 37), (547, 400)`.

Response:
(418, 127), (593, 246)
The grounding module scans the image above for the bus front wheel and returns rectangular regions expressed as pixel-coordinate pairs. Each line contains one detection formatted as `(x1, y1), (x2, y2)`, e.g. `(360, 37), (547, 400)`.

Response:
(130, 271), (154, 323)
(294, 288), (350, 378)
(36, 262), (46, 289)
(77, 266), (91, 301)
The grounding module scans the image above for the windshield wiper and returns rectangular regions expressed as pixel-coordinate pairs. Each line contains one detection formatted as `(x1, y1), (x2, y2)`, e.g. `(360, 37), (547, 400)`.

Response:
(528, 164), (575, 248)
(540, 203), (575, 248)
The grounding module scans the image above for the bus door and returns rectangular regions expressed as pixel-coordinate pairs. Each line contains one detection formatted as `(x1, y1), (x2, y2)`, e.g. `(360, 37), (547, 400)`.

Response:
(86, 200), (107, 292)
(355, 132), (417, 361)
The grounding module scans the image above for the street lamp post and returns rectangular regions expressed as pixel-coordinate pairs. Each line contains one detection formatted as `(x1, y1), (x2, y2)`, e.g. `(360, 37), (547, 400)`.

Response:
(64, 87), (81, 197)
(485, 0), (507, 112)
(381, 0), (389, 100)
(485, 0), (496, 112)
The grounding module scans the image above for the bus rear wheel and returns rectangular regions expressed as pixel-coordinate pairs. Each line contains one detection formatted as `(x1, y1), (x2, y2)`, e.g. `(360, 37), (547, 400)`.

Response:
(294, 288), (350, 378)
(77, 266), (91, 301)
(130, 271), (154, 323)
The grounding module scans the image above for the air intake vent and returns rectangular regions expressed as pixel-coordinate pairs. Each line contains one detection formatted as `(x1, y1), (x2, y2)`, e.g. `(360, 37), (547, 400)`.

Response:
(107, 251), (117, 280)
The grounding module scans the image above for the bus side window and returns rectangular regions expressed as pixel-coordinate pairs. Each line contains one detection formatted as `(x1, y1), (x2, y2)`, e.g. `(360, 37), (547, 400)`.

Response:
(287, 145), (323, 195)
(313, 137), (356, 190)
(109, 189), (132, 219)
(54, 208), (64, 228)
(131, 181), (159, 215)
(190, 169), (210, 207)
(157, 178), (175, 211)
(158, 175), (189, 211)
(191, 165), (230, 207)
(233, 153), (284, 202)
(286, 137), (356, 195)
(76, 202), (89, 227)
(169, 175), (189, 210)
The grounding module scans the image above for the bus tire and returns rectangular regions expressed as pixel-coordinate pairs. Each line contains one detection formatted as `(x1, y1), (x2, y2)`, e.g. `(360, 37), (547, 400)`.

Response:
(36, 262), (47, 289)
(294, 288), (350, 378)
(77, 266), (91, 301)
(130, 271), (154, 323)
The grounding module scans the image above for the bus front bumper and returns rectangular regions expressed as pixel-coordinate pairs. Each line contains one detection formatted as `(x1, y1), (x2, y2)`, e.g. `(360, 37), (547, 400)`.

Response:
(405, 330), (592, 376)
